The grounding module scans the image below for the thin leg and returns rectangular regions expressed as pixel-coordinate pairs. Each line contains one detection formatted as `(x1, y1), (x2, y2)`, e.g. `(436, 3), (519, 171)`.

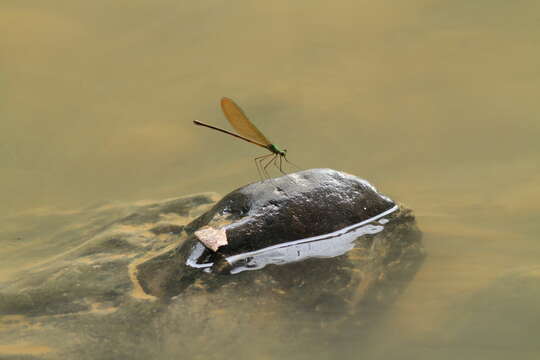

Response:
(258, 154), (274, 179)
(254, 153), (273, 180)
(262, 154), (277, 179)
(277, 155), (287, 175)
(271, 155), (286, 176)
(255, 154), (274, 181)
(254, 155), (264, 180)
(280, 155), (298, 186)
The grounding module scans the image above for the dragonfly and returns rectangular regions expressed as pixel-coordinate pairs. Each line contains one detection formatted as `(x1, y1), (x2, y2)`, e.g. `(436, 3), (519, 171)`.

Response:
(194, 97), (295, 179)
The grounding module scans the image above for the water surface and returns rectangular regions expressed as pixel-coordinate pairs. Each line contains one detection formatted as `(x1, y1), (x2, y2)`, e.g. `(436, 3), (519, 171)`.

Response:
(1, 1), (540, 359)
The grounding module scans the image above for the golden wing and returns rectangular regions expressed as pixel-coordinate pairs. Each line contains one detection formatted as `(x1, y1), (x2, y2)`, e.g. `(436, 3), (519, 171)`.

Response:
(220, 97), (272, 146)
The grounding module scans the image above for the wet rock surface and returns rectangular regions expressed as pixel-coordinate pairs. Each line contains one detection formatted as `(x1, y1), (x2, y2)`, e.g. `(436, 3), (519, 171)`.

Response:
(137, 169), (424, 302)
(187, 168), (396, 254)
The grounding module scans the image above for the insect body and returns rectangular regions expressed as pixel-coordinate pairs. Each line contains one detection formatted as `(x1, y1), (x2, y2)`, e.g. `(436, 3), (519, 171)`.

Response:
(194, 97), (293, 178)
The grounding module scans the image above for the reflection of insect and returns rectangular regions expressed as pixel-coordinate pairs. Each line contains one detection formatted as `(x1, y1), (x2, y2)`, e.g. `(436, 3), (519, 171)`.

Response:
(194, 97), (297, 179)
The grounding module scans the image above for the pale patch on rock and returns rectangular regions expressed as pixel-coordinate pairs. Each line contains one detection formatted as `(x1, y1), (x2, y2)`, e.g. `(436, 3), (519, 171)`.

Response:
(195, 227), (228, 251)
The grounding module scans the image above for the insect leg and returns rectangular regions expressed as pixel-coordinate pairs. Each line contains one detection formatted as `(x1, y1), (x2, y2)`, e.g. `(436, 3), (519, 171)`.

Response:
(277, 155), (287, 175)
(262, 154), (277, 179)
(254, 154), (273, 180)
(258, 154), (274, 180)
(271, 155), (285, 176)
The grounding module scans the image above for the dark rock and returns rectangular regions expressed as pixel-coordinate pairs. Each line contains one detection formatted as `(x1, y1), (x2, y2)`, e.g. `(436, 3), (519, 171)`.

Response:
(185, 168), (395, 256)
(136, 168), (424, 304)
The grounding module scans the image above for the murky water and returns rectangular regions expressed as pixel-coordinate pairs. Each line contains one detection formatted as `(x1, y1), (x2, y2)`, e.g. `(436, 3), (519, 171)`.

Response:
(1, 1), (540, 359)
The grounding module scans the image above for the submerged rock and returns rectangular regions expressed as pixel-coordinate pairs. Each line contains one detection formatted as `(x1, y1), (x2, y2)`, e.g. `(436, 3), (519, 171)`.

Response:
(0, 169), (424, 359)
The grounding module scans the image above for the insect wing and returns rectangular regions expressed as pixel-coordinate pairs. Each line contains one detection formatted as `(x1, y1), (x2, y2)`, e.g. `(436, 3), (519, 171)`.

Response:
(221, 97), (272, 146)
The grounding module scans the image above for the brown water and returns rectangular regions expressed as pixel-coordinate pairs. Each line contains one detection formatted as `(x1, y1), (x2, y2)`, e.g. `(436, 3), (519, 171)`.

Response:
(1, 1), (540, 359)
